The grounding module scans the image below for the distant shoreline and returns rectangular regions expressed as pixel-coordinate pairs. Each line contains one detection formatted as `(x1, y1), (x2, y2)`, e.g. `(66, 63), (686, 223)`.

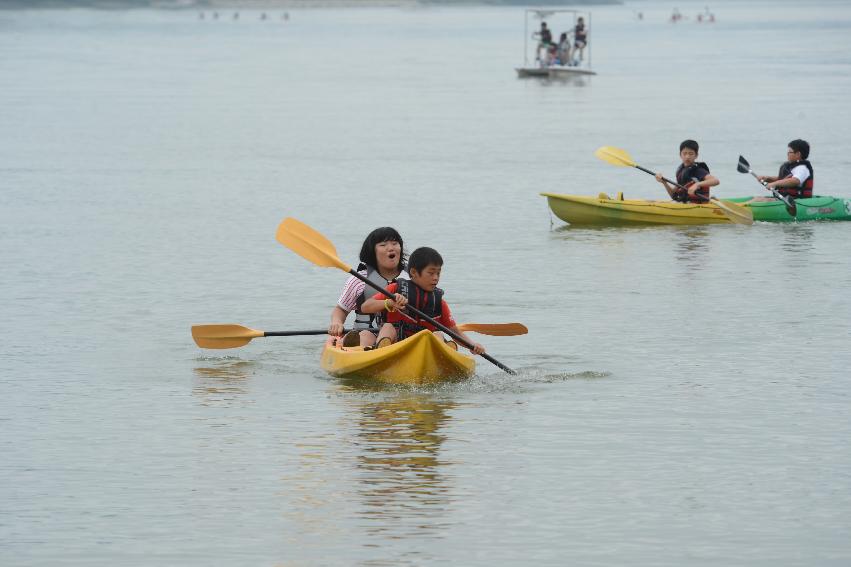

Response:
(0, 0), (621, 9)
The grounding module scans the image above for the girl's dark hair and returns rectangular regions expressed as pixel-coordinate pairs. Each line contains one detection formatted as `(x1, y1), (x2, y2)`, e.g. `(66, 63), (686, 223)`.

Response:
(679, 139), (699, 153)
(359, 227), (405, 271)
(408, 247), (443, 273)
(788, 139), (810, 159)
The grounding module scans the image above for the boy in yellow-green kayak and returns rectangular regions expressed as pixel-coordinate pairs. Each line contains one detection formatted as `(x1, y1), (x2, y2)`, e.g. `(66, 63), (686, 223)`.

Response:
(360, 246), (485, 354)
(655, 139), (720, 203)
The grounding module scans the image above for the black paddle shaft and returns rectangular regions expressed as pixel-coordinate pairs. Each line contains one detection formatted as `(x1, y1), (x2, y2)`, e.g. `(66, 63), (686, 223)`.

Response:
(263, 329), (348, 337)
(634, 164), (718, 203)
(350, 269), (517, 375)
(634, 165), (691, 191)
(737, 155), (797, 216)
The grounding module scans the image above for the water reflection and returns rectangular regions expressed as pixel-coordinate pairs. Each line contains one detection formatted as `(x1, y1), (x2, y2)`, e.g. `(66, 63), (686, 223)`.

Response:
(542, 75), (589, 87)
(673, 226), (709, 274)
(779, 222), (815, 253)
(342, 386), (458, 539)
(192, 358), (251, 406)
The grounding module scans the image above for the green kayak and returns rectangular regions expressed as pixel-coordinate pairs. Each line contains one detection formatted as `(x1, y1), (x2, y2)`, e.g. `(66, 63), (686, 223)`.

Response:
(728, 196), (851, 222)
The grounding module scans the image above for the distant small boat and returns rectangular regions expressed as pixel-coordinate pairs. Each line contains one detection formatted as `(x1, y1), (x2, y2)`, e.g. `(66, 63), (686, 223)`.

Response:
(516, 65), (596, 78)
(515, 9), (597, 78)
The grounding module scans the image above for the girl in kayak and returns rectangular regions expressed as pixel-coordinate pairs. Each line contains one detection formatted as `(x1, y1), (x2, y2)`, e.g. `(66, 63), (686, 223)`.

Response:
(655, 139), (719, 203)
(360, 247), (485, 354)
(328, 227), (408, 348)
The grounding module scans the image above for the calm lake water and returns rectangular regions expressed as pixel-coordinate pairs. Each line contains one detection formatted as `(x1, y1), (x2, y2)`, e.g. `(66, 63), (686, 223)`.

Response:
(2, 1), (851, 565)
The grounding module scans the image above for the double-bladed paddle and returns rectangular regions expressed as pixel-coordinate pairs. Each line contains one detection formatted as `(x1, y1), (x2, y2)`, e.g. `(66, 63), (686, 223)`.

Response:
(275, 217), (519, 375)
(595, 146), (754, 225)
(736, 155), (797, 217)
(191, 322), (528, 350)
(191, 325), (341, 350)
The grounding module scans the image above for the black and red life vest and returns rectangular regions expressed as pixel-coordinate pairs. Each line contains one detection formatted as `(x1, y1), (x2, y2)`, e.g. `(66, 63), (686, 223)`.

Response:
(776, 160), (814, 198)
(673, 162), (711, 203)
(393, 278), (445, 339)
(574, 23), (587, 45)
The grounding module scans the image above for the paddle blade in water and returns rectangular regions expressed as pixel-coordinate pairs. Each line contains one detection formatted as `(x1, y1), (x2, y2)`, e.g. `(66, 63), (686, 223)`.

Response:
(594, 146), (636, 168)
(276, 217), (351, 272)
(737, 155), (751, 174)
(712, 198), (754, 225)
(457, 322), (529, 336)
(192, 324), (264, 349)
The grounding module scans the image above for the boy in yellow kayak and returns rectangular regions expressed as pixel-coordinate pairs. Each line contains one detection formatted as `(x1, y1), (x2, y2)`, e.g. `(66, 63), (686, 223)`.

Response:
(360, 247), (485, 354)
(655, 139), (719, 203)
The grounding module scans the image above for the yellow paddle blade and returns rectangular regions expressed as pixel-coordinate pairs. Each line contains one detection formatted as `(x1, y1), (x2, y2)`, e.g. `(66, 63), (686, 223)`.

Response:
(457, 323), (528, 336)
(191, 324), (264, 349)
(594, 146), (637, 168)
(712, 198), (754, 225)
(275, 217), (351, 272)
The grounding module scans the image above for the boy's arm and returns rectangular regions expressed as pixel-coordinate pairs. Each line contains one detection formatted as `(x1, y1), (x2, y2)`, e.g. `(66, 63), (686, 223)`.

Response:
(654, 172), (677, 198)
(361, 292), (407, 314)
(448, 325), (486, 355)
(702, 174), (720, 187)
(766, 176), (802, 190)
(360, 295), (385, 314)
(688, 174), (720, 197)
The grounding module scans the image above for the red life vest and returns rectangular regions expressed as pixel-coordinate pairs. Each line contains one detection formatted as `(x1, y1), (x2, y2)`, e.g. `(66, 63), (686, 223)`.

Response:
(776, 160), (814, 198)
(390, 279), (446, 339)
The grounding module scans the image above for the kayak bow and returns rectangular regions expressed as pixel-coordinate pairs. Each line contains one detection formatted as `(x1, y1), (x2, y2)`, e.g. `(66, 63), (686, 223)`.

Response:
(320, 330), (476, 385)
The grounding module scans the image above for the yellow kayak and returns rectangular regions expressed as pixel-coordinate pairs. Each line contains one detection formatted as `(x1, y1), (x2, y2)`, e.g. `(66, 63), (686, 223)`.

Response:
(320, 330), (476, 385)
(542, 192), (736, 226)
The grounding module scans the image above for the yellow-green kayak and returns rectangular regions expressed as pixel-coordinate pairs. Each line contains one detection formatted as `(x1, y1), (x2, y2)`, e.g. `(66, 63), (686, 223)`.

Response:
(320, 330), (475, 385)
(541, 192), (737, 225)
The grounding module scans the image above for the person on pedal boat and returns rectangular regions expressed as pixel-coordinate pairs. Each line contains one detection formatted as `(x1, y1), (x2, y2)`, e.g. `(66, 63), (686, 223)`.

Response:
(747, 139), (814, 203)
(534, 22), (554, 66)
(655, 139), (719, 203)
(360, 246), (485, 355)
(573, 17), (588, 63)
(328, 227), (408, 348)
(557, 32), (571, 66)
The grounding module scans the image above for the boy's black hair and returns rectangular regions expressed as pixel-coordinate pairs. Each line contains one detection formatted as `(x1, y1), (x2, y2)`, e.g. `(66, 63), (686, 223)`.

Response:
(359, 227), (405, 271)
(679, 139), (699, 153)
(788, 139), (810, 160)
(408, 247), (443, 273)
